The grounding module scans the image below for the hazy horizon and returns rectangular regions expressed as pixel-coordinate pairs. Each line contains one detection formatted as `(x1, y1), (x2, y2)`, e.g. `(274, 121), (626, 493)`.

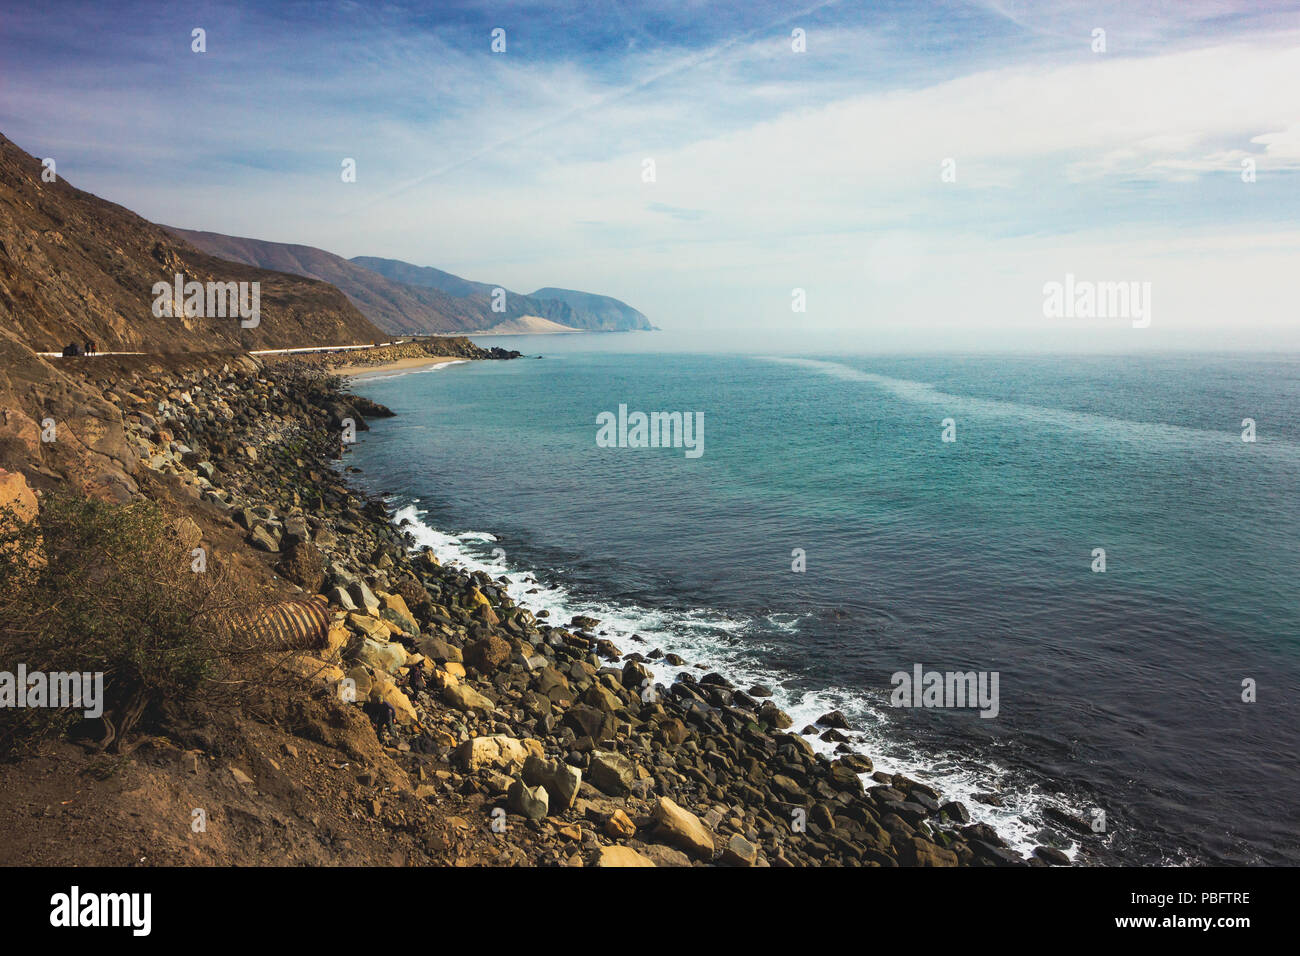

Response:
(4, 0), (1300, 351)
(474, 326), (1300, 355)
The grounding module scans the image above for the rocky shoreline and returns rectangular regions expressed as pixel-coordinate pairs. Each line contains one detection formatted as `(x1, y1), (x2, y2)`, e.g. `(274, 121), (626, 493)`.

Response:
(39, 346), (1074, 867)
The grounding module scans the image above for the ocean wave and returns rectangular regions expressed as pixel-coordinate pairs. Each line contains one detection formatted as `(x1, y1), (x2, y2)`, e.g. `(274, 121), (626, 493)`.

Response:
(393, 501), (1084, 861)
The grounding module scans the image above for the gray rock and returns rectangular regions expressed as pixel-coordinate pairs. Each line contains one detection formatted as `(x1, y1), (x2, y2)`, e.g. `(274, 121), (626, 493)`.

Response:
(1033, 845), (1070, 866)
(347, 580), (380, 614)
(588, 750), (635, 796)
(507, 780), (549, 820)
(248, 525), (279, 553)
(622, 659), (653, 690)
(940, 801), (971, 824)
(443, 683), (494, 716)
(283, 515), (310, 546)
(417, 635), (463, 664)
(522, 754), (582, 810)
(327, 585), (357, 611)
(720, 833), (759, 866)
(758, 701), (793, 729)
(816, 710), (850, 729)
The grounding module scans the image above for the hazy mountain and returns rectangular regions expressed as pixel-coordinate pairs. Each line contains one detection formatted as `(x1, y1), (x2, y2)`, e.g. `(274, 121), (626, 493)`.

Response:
(167, 232), (649, 335)
(353, 256), (654, 332)
(530, 287), (655, 332)
(348, 256), (488, 300)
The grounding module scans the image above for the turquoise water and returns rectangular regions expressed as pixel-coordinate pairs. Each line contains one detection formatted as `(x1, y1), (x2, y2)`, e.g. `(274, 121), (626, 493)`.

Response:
(347, 342), (1300, 865)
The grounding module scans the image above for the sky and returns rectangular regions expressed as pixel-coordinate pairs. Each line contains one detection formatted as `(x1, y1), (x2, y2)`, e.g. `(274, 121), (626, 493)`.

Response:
(3, 0), (1300, 351)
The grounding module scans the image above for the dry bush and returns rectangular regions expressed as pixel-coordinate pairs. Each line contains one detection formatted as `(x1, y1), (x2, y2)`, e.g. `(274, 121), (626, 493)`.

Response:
(0, 492), (265, 756)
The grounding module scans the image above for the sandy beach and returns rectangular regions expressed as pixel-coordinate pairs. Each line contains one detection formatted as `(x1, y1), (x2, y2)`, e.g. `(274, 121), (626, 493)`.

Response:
(332, 355), (467, 378)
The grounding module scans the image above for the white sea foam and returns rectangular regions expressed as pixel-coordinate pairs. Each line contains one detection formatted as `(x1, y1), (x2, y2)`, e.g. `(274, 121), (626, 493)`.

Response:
(394, 501), (1083, 860)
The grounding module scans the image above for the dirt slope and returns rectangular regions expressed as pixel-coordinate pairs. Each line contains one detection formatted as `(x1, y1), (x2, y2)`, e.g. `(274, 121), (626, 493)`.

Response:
(0, 132), (385, 354)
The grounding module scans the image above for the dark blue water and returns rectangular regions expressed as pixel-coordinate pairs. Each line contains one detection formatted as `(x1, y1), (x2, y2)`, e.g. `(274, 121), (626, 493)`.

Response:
(346, 342), (1300, 865)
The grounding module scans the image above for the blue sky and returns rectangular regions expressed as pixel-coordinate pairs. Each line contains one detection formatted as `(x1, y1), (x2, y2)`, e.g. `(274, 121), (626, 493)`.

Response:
(3, 0), (1300, 349)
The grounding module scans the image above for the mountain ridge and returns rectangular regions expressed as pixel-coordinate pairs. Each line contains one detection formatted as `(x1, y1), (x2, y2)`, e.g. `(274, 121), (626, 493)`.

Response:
(352, 255), (654, 332)
(167, 232), (653, 335)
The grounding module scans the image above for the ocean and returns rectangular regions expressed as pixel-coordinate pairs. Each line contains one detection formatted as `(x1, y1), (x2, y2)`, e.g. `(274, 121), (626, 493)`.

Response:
(343, 338), (1300, 866)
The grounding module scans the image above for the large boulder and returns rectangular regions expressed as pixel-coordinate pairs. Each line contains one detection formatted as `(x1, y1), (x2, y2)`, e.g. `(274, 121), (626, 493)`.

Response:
(507, 780), (548, 820)
(899, 836), (959, 867)
(443, 683), (495, 716)
(378, 592), (418, 634)
(282, 514), (310, 546)
(323, 623), (351, 657)
(817, 710), (850, 729)
(417, 635), (462, 664)
(640, 844), (693, 867)
(652, 797), (714, 860)
(588, 751), (635, 796)
(380, 593), (412, 619)
(326, 585), (357, 611)
(465, 587), (498, 626)
(0, 469), (38, 539)
(621, 659), (653, 690)
(343, 666), (373, 700)
(380, 607), (418, 638)
(596, 845), (655, 868)
(562, 705), (611, 741)
(657, 717), (688, 747)
(377, 682), (417, 725)
(347, 612), (388, 641)
(347, 580), (380, 615)
(828, 762), (865, 794)
(604, 809), (637, 839)
(758, 701), (793, 729)
(522, 754), (582, 810)
(248, 525), (279, 553)
(535, 665), (571, 701)
(720, 833), (759, 867)
(583, 683), (623, 714)
(453, 735), (542, 772)
(355, 637), (407, 674)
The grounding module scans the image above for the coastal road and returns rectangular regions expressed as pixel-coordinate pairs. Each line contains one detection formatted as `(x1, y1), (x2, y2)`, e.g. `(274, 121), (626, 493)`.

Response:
(37, 342), (401, 359)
